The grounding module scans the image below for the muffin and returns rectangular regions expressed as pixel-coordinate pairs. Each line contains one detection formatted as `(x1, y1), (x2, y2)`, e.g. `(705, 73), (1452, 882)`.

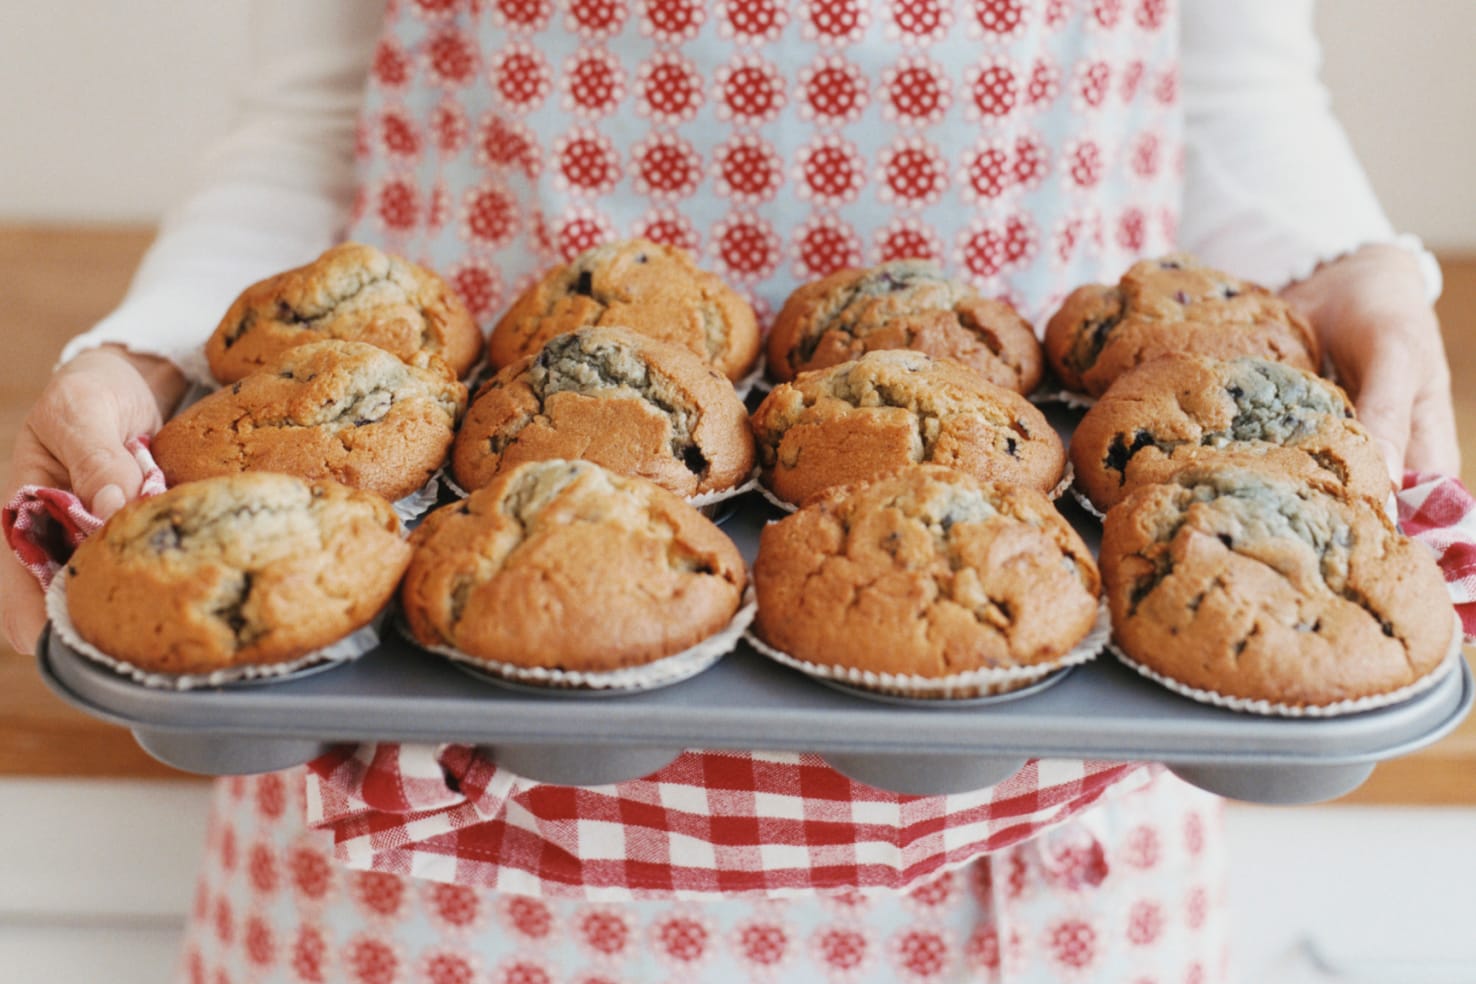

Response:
(206, 242), (483, 383)
(766, 260), (1043, 391)
(753, 466), (1100, 689)
(402, 460), (747, 671)
(154, 340), (467, 503)
(1044, 254), (1319, 397)
(750, 350), (1065, 507)
(1100, 466), (1453, 707)
(453, 328), (754, 498)
(1071, 355), (1391, 513)
(65, 473), (409, 675)
(489, 239), (760, 382)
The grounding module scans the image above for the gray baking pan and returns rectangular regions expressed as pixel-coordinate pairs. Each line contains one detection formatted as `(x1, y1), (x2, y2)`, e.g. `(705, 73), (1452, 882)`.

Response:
(37, 488), (1474, 805)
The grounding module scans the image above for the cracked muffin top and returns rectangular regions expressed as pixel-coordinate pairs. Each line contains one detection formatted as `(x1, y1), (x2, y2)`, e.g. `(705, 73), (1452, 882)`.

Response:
(206, 242), (483, 384)
(765, 260), (1044, 390)
(154, 340), (467, 503)
(453, 328), (754, 498)
(66, 473), (409, 675)
(1043, 255), (1319, 397)
(1071, 355), (1391, 513)
(488, 239), (760, 382)
(753, 465), (1100, 680)
(1100, 466), (1452, 707)
(402, 459), (746, 670)
(750, 350), (1065, 507)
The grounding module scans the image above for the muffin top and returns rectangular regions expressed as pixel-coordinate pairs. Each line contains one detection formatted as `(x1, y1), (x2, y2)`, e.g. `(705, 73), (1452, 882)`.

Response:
(766, 260), (1043, 391)
(1101, 466), (1452, 706)
(453, 328), (754, 498)
(489, 239), (760, 382)
(754, 466), (1100, 677)
(154, 340), (467, 503)
(206, 242), (483, 383)
(402, 460), (746, 670)
(1044, 255), (1319, 397)
(1071, 355), (1390, 513)
(65, 473), (409, 674)
(750, 350), (1064, 506)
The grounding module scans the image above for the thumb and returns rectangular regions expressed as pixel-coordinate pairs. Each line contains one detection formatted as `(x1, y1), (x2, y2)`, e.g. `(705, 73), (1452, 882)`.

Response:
(34, 381), (156, 520)
(1351, 360), (1414, 486)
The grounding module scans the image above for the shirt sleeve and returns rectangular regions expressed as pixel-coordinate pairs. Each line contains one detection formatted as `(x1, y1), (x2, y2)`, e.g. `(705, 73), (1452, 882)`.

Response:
(1177, 0), (1440, 300)
(60, 0), (387, 384)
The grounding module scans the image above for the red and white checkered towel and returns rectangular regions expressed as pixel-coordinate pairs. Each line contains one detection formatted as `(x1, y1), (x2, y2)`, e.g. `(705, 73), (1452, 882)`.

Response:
(9, 456), (1475, 898)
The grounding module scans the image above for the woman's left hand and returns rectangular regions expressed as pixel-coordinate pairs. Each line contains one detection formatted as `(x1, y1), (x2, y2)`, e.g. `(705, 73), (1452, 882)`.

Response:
(1281, 243), (1460, 481)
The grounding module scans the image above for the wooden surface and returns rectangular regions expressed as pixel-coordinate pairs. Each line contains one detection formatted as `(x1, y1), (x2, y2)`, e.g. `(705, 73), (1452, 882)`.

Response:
(2, 224), (1473, 802)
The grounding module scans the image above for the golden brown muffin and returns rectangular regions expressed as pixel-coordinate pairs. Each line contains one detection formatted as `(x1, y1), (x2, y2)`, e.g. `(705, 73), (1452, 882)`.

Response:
(402, 460), (747, 670)
(1101, 466), (1453, 707)
(66, 473), (409, 675)
(453, 328), (754, 498)
(1071, 355), (1391, 513)
(1044, 254), (1319, 397)
(489, 239), (760, 382)
(750, 350), (1065, 507)
(766, 260), (1043, 391)
(206, 242), (483, 383)
(154, 341), (467, 503)
(753, 466), (1100, 682)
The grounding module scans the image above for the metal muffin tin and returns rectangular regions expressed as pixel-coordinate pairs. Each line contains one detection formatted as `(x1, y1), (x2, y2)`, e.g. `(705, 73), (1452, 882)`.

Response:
(37, 405), (1474, 804)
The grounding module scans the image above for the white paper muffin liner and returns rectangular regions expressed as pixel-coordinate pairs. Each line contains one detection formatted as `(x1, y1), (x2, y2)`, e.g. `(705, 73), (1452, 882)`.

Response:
(441, 465), (756, 520)
(1109, 611), (1465, 718)
(758, 461), (1077, 514)
(1029, 386), (1096, 410)
(744, 600), (1111, 700)
(1069, 484), (1107, 520)
(392, 471), (444, 524)
(46, 569), (384, 692)
(403, 589), (758, 694)
(734, 354), (767, 400)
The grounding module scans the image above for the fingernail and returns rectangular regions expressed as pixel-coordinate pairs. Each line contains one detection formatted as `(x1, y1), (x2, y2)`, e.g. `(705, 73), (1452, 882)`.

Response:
(92, 484), (126, 519)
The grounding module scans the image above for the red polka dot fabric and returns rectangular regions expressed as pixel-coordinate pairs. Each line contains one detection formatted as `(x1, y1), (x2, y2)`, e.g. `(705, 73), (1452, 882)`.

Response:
(346, 0), (1182, 326)
(179, 769), (1230, 981)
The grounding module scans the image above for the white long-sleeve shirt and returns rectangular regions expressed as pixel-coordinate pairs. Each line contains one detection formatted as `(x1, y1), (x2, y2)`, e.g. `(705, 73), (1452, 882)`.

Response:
(63, 0), (1439, 384)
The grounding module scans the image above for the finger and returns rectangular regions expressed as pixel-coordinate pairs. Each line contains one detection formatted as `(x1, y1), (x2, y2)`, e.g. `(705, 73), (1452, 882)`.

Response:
(33, 382), (148, 517)
(0, 549), (47, 656)
(1351, 358), (1416, 485)
(1405, 379), (1462, 478)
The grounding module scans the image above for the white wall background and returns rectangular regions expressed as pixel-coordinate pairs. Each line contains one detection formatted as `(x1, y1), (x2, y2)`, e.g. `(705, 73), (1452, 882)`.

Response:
(1, 1), (1473, 248)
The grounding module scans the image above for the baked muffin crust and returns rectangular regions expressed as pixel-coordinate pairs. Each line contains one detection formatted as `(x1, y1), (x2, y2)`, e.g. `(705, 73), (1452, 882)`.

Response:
(754, 466), (1100, 678)
(750, 350), (1064, 506)
(402, 460), (746, 670)
(766, 260), (1043, 390)
(155, 341), (467, 502)
(66, 473), (409, 674)
(489, 239), (760, 381)
(1044, 254), (1319, 396)
(453, 328), (754, 497)
(1071, 355), (1390, 512)
(206, 242), (483, 383)
(1101, 466), (1452, 706)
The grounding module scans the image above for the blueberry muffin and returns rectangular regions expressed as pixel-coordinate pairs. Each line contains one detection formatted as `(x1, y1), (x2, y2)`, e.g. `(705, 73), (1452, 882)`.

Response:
(1072, 355), (1390, 513)
(766, 260), (1043, 391)
(453, 328), (754, 498)
(1044, 255), (1319, 397)
(753, 466), (1100, 685)
(402, 460), (747, 670)
(489, 239), (760, 382)
(66, 473), (409, 675)
(206, 242), (483, 383)
(154, 341), (467, 503)
(1101, 466), (1452, 707)
(750, 350), (1065, 507)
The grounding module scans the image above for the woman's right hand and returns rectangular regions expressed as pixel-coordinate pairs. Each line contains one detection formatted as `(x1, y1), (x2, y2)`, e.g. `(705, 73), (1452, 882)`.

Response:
(1, 346), (186, 654)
